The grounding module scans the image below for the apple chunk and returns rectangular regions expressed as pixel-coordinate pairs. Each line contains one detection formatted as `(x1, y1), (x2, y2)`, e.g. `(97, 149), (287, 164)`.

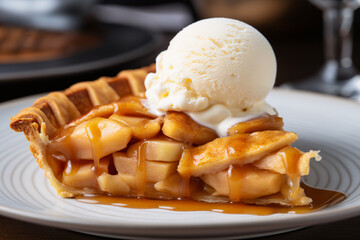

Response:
(228, 114), (284, 135)
(113, 152), (178, 183)
(201, 165), (284, 200)
(62, 161), (98, 189)
(109, 114), (161, 139)
(126, 139), (184, 162)
(154, 173), (185, 197)
(162, 112), (217, 145)
(98, 173), (131, 196)
(71, 117), (131, 160)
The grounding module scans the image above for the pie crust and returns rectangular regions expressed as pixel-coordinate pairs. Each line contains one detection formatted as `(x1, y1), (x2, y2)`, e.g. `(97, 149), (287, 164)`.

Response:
(10, 65), (155, 197)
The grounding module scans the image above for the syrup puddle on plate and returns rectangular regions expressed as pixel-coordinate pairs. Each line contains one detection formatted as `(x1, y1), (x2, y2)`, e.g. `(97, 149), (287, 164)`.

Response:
(76, 183), (347, 215)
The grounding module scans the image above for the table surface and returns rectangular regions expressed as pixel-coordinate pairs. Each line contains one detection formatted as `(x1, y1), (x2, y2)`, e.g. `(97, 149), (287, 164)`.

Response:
(0, 214), (359, 240)
(1, 20), (360, 239)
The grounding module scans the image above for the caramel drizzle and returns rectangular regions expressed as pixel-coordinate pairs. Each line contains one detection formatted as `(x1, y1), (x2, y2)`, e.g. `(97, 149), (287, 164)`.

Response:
(85, 118), (102, 175)
(278, 147), (303, 202)
(177, 148), (192, 197)
(227, 165), (244, 202)
(135, 141), (147, 197)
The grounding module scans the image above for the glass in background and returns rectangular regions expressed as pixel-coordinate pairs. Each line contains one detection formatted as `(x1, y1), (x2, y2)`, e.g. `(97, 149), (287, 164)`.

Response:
(283, 0), (360, 101)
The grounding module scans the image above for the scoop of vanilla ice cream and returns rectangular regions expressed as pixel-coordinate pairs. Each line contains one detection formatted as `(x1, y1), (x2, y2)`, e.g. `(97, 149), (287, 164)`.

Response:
(145, 18), (277, 137)
(145, 18), (276, 112)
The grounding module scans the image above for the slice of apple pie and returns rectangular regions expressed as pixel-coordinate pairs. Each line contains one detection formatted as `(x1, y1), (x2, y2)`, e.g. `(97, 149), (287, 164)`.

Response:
(10, 64), (320, 206)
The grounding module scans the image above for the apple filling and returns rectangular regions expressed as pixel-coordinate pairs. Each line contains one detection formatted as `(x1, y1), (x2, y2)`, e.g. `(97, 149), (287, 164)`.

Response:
(45, 96), (320, 205)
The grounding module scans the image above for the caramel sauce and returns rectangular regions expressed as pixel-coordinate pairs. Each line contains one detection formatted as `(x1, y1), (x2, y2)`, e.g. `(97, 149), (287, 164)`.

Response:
(278, 147), (304, 201)
(135, 142), (147, 196)
(177, 149), (193, 197)
(227, 165), (243, 202)
(76, 183), (346, 215)
(85, 118), (102, 175)
(176, 145), (193, 197)
(279, 147), (302, 178)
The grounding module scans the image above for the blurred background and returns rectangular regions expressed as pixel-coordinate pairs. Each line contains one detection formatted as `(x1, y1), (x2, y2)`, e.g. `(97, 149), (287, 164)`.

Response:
(1, 0), (360, 102)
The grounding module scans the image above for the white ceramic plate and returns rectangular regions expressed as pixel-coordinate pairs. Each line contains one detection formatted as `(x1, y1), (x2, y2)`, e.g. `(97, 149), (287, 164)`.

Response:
(0, 88), (360, 239)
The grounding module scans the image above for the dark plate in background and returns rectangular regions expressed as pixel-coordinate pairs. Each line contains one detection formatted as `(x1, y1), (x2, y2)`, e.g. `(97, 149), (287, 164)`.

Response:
(0, 23), (160, 82)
